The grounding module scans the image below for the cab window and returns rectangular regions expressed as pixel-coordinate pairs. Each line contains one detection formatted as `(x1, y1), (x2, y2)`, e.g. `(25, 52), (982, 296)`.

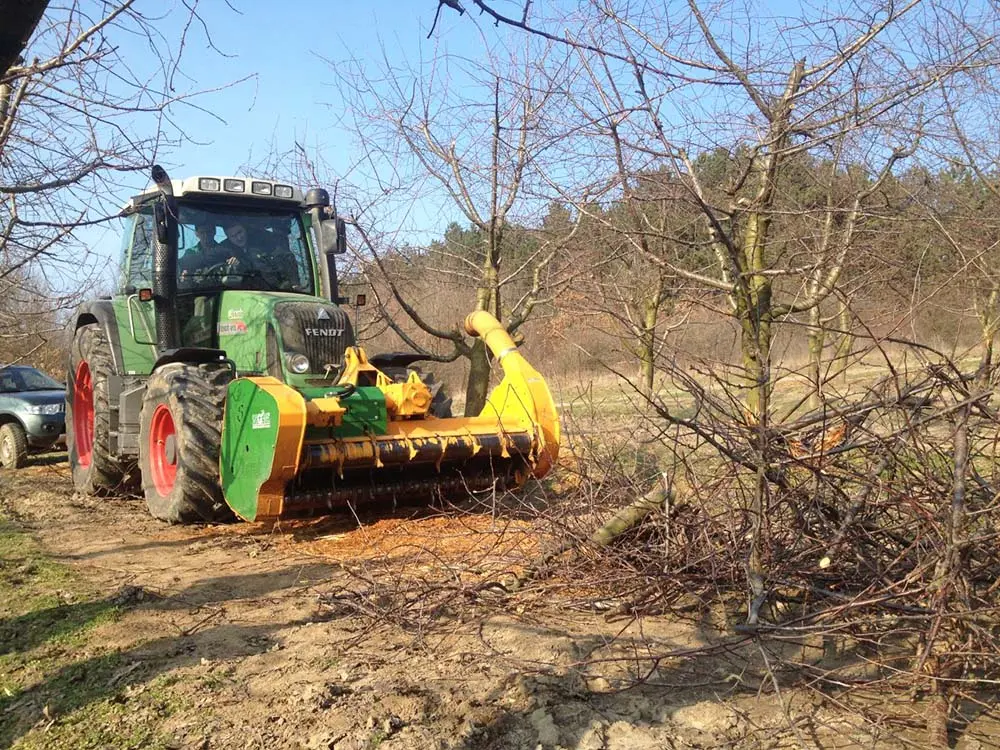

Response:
(122, 210), (154, 292)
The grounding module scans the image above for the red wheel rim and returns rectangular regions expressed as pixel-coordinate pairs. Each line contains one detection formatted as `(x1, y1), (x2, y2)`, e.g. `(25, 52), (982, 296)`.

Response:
(148, 404), (177, 496)
(73, 361), (94, 468)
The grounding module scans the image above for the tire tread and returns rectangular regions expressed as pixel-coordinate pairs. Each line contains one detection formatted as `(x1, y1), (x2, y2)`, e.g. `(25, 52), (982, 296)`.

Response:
(66, 324), (127, 493)
(139, 363), (233, 523)
(0, 422), (28, 469)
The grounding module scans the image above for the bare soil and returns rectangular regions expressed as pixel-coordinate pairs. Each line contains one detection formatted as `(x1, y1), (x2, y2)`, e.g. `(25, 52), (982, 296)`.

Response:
(0, 458), (996, 749)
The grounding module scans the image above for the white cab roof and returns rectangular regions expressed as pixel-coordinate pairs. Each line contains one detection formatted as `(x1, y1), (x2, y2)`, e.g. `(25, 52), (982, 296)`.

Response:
(126, 176), (305, 211)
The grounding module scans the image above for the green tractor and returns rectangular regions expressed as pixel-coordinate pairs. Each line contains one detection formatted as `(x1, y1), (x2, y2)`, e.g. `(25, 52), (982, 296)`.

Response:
(66, 166), (559, 523)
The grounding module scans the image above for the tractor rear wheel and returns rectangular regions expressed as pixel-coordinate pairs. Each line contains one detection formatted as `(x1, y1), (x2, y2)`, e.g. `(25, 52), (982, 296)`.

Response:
(67, 323), (127, 493)
(139, 363), (234, 523)
(0, 422), (28, 469)
(381, 367), (453, 418)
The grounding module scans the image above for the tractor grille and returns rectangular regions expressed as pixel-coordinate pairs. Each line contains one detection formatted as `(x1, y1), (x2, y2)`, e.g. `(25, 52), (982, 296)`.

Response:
(273, 301), (353, 374)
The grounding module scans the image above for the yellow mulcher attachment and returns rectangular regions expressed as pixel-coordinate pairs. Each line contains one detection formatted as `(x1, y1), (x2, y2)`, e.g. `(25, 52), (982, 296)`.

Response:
(219, 311), (560, 521)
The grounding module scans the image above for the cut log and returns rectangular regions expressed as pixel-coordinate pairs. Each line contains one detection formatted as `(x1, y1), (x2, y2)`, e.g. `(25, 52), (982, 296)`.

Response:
(511, 480), (680, 591)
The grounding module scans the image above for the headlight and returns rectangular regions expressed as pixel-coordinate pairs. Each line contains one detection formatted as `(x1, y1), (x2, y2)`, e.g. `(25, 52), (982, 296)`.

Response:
(286, 353), (310, 374)
(26, 403), (63, 415)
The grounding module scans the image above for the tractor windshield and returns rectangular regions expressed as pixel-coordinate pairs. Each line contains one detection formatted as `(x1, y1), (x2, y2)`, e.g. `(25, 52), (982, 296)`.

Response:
(175, 203), (315, 294)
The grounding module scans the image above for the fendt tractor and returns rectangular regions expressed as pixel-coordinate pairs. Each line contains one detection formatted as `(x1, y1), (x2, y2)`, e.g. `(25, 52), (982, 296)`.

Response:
(66, 166), (559, 523)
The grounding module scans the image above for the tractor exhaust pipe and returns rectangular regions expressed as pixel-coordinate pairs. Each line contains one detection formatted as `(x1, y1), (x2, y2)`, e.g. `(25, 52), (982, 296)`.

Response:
(150, 165), (180, 351)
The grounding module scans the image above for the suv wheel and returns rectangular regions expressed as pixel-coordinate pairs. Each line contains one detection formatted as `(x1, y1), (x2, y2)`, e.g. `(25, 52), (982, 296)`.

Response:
(0, 423), (28, 469)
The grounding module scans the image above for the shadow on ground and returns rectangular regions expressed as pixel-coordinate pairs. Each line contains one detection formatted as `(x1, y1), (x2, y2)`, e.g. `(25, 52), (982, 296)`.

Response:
(0, 559), (336, 747)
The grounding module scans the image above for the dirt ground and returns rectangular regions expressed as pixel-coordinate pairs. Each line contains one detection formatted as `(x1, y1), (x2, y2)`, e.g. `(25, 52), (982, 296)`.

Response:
(1, 458), (997, 749)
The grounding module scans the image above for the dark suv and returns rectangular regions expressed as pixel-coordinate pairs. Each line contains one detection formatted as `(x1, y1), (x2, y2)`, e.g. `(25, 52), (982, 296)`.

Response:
(0, 365), (66, 468)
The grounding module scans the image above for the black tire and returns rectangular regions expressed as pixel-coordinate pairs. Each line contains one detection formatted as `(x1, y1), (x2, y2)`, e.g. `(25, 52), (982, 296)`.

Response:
(380, 366), (453, 418)
(138, 363), (234, 523)
(0, 422), (28, 469)
(66, 323), (127, 493)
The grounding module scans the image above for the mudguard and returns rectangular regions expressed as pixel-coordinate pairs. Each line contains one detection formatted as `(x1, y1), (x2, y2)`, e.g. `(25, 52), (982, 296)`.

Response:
(73, 300), (125, 375)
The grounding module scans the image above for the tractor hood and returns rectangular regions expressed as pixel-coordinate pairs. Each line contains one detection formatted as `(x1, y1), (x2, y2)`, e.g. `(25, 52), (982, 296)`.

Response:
(212, 290), (354, 382)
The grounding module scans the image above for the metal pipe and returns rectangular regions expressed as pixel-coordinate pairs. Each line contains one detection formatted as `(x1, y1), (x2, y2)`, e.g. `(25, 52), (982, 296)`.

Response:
(150, 165), (180, 351)
(463, 310), (561, 476)
(464, 310), (520, 365)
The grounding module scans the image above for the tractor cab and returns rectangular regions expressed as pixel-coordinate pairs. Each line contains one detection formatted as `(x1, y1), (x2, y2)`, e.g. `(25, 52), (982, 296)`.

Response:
(113, 175), (352, 381)
(121, 180), (319, 297)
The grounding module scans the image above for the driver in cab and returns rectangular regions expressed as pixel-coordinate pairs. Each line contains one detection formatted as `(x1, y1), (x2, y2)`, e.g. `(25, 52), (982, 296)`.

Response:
(217, 221), (258, 283)
(225, 221), (299, 290)
(220, 222), (250, 262)
(179, 222), (222, 285)
(179, 220), (256, 288)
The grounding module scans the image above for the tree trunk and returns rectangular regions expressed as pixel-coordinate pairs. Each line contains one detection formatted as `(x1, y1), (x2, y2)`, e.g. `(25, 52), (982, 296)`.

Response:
(464, 338), (491, 416)
(925, 688), (950, 748)
(975, 286), (999, 385)
(919, 406), (970, 746)
(737, 263), (772, 421)
(465, 232), (501, 416)
(638, 290), (660, 398)
(833, 301), (852, 389)
(512, 481), (678, 590)
(807, 303), (824, 411)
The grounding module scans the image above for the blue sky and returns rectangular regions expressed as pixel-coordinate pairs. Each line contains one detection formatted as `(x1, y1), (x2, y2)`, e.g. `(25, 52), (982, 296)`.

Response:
(146, 1), (473, 179)
(84, 0), (484, 280)
(72, 0), (998, 286)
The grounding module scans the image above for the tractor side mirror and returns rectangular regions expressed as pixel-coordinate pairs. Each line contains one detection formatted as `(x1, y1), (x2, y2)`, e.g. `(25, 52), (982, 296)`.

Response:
(320, 217), (347, 255)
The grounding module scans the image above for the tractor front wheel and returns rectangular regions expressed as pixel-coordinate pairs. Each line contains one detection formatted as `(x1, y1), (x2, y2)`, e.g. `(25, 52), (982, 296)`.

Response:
(67, 323), (127, 493)
(139, 363), (234, 523)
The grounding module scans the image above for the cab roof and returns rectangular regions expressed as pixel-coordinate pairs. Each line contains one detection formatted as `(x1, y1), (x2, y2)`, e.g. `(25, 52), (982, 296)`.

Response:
(125, 176), (305, 212)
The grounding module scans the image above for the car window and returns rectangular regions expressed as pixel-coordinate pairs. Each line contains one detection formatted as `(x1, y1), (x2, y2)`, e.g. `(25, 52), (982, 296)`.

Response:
(0, 367), (62, 392)
(175, 204), (314, 293)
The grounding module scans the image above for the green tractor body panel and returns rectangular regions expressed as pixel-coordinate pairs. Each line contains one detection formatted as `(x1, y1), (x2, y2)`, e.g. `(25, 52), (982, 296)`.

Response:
(218, 377), (290, 521)
(111, 297), (157, 375)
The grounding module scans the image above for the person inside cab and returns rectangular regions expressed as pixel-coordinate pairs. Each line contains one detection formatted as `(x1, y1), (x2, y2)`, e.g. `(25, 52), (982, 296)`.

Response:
(253, 225), (301, 290)
(217, 221), (260, 284)
(178, 222), (222, 286)
(182, 218), (300, 291)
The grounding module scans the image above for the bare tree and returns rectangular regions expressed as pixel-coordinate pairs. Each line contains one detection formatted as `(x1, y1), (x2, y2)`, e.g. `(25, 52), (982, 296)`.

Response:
(919, 68), (1000, 385)
(563, 171), (698, 398)
(437, 0), (995, 408)
(328, 37), (582, 414)
(0, 0), (236, 360)
(430, 2), (1000, 739)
